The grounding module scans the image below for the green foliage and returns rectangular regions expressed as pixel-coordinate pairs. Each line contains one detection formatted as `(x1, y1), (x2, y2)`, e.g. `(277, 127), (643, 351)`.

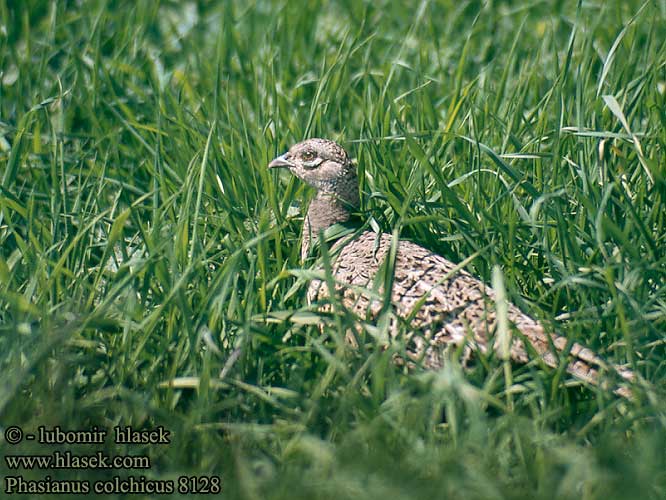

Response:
(1, 0), (665, 498)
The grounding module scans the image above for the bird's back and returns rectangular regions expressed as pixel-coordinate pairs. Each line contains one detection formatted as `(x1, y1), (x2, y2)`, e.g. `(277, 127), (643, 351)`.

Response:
(308, 231), (633, 395)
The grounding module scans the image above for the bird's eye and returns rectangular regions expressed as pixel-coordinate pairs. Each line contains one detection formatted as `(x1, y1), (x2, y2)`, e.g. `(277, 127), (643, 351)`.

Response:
(302, 150), (315, 161)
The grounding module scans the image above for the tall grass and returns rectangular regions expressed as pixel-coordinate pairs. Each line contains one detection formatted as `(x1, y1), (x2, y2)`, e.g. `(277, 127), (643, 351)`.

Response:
(1, 0), (665, 498)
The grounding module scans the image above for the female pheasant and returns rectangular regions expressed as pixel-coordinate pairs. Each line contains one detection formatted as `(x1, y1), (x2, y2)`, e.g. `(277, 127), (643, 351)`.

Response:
(269, 138), (634, 397)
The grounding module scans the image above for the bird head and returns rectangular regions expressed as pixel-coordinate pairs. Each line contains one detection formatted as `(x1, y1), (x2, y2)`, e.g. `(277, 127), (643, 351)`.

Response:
(268, 138), (356, 196)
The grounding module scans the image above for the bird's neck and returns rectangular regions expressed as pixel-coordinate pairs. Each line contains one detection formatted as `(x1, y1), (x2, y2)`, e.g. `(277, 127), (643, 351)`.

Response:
(301, 184), (359, 260)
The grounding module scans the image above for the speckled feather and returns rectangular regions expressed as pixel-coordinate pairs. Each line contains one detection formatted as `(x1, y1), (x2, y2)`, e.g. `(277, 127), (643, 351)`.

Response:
(270, 139), (634, 397)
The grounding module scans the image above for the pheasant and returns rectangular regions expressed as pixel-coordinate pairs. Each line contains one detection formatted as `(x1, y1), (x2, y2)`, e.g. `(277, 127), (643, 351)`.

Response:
(269, 138), (634, 397)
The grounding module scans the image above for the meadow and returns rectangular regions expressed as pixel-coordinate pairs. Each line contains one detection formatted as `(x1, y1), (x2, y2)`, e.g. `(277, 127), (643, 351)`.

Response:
(1, 1), (665, 498)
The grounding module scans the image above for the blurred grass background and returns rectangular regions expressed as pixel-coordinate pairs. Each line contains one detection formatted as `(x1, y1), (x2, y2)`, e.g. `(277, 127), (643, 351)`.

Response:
(1, 0), (665, 498)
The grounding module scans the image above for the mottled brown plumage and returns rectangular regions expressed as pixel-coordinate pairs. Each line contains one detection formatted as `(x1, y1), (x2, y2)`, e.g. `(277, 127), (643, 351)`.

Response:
(269, 138), (634, 397)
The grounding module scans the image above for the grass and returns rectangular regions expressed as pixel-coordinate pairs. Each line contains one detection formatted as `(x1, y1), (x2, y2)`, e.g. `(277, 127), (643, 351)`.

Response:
(1, 0), (665, 498)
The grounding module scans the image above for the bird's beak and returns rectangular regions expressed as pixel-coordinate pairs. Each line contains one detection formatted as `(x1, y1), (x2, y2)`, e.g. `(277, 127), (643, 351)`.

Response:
(268, 153), (294, 169)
